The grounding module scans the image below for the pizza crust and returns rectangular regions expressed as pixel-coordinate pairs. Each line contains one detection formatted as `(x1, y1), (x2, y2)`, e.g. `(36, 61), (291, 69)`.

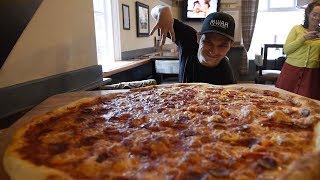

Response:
(278, 151), (320, 180)
(3, 97), (103, 180)
(3, 154), (72, 180)
(278, 121), (320, 180)
(315, 122), (320, 151)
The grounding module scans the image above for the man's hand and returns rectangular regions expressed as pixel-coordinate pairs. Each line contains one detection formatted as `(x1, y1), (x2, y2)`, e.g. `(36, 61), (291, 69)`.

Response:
(150, 5), (176, 45)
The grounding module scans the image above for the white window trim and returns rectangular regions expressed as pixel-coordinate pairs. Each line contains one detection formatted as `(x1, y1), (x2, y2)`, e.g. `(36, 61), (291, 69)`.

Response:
(259, 0), (298, 12)
(104, 0), (115, 63)
(248, 0), (304, 60)
(93, 0), (122, 72)
(110, 0), (121, 61)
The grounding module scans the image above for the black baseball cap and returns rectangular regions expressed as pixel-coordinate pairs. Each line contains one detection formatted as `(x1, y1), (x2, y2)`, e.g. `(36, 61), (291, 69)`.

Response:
(199, 12), (235, 41)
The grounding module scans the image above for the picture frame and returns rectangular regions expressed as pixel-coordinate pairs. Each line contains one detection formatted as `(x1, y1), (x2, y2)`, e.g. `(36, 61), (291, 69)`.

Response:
(135, 2), (149, 37)
(122, 4), (130, 30)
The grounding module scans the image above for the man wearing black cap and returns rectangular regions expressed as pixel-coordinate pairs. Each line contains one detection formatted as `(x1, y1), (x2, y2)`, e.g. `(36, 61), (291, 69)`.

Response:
(150, 5), (236, 84)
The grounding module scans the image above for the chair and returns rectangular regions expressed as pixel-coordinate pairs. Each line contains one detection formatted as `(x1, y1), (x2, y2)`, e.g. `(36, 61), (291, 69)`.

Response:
(97, 79), (157, 90)
(254, 44), (285, 84)
(154, 59), (179, 84)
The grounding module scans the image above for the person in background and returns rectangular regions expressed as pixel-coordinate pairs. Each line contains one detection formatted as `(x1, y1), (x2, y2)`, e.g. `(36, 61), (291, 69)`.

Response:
(192, 0), (211, 17)
(276, 2), (320, 100)
(193, 1), (202, 14)
(150, 5), (236, 85)
(199, 0), (211, 16)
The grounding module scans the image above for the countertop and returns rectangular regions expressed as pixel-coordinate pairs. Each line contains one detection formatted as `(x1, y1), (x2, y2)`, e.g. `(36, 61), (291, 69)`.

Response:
(103, 45), (245, 77)
(144, 44), (243, 60)
(103, 51), (179, 77)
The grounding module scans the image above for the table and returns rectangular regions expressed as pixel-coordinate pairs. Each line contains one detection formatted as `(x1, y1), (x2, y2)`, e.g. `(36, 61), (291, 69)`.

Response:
(262, 44), (284, 69)
(147, 51), (179, 83)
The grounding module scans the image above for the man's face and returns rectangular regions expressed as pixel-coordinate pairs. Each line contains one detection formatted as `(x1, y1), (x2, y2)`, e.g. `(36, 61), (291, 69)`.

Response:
(197, 32), (232, 67)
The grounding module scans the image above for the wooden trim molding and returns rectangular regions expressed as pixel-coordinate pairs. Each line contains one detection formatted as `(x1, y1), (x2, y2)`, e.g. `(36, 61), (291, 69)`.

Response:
(103, 59), (151, 77)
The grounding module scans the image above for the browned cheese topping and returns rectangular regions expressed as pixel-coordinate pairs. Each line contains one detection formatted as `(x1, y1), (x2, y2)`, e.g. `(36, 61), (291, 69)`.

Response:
(19, 84), (317, 179)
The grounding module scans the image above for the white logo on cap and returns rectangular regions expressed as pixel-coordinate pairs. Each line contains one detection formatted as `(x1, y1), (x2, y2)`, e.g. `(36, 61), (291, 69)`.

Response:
(209, 20), (229, 29)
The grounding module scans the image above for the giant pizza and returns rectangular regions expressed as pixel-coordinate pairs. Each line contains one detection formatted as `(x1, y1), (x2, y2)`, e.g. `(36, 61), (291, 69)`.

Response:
(2, 83), (320, 179)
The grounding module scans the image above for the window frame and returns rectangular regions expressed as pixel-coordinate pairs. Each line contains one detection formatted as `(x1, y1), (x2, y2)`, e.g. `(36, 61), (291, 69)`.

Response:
(93, 0), (121, 72)
(247, 0), (304, 60)
(259, 0), (298, 12)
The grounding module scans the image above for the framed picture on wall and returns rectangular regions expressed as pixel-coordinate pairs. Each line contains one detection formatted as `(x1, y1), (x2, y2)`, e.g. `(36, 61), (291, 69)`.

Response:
(135, 2), (149, 37)
(122, 4), (130, 30)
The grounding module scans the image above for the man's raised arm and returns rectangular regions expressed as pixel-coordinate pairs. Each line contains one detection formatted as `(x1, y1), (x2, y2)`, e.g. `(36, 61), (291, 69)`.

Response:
(150, 5), (176, 45)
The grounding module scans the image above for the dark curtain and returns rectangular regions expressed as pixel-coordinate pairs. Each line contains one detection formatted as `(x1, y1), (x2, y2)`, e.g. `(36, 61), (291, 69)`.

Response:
(241, 0), (259, 51)
(240, 0), (259, 75)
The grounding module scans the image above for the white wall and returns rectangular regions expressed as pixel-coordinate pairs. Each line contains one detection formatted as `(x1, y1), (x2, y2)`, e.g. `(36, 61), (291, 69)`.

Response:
(119, 0), (172, 52)
(0, 0), (97, 88)
(0, 0), (241, 88)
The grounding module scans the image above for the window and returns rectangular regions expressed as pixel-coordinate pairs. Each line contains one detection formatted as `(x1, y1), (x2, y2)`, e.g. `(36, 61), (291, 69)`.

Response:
(269, 0), (296, 10)
(247, 0), (304, 60)
(93, 0), (121, 71)
(259, 0), (298, 11)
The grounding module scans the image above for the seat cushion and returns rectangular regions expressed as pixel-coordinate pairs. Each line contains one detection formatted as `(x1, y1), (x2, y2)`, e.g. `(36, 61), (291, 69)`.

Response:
(258, 70), (281, 78)
(256, 70), (281, 82)
(98, 79), (157, 90)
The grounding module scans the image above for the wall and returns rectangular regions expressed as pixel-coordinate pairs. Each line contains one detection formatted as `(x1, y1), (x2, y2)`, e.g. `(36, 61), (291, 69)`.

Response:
(172, 0), (242, 43)
(0, 0), (242, 88)
(118, 0), (172, 52)
(119, 0), (242, 58)
(0, 0), (43, 69)
(0, 0), (97, 88)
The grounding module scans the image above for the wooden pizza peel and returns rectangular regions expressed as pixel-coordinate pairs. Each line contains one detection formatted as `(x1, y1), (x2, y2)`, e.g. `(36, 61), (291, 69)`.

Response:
(0, 84), (319, 179)
(0, 90), (127, 179)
